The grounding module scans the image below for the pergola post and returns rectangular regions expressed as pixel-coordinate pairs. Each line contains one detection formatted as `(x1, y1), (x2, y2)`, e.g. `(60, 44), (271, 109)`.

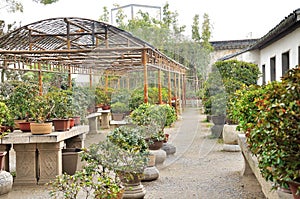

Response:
(38, 62), (43, 95)
(182, 73), (186, 107)
(178, 72), (182, 114)
(158, 69), (162, 104)
(168, 68), (172, 106)
(89, 68), (92, 88)
(142, 49), (148, 103)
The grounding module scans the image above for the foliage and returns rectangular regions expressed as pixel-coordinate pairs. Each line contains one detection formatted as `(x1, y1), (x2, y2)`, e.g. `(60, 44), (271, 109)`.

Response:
(130, 103), (174, 141)
(71, 86), (94, 121)
(93, 126), (150, 174)
(245, 66), (300, 191)
(107, 125), (148, 153)
(128, 87), (169, 110)
(111, 102), (129, 113)
(48, 151), (122, 199)
(0, 101), (13, 127)
(158, 104), (177, 127)
(95, 87), (111, 105)
(227, 84), (265, 129)
(49, 88), (73, 119)
(30, 94), (55, 123)
(4, 81), (39, 120)
(203, 60), (260, 118)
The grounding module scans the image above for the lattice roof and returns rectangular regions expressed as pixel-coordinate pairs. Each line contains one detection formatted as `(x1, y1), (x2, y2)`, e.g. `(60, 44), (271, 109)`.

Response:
(0, 17), (186, 75)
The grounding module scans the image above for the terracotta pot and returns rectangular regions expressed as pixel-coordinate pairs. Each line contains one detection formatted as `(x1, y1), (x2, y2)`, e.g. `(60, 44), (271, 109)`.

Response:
(288, 181), (300, 199)
(53, 119), (70, 131)
(69, 118), (75, 128)
(19, 122), (32, 132)
(112, 113), (124, 121)
(72, 116), (81, 126)
(14, 119), (27, 130)
(163, 134), (169, 143)
(0, 126), (14, 133)
(146, 139), (163, 150)
(30, 122), (53, 135)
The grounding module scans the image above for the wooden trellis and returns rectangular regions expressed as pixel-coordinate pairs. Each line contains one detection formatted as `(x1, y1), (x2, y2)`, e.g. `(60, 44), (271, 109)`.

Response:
(0, 17), (187, 104)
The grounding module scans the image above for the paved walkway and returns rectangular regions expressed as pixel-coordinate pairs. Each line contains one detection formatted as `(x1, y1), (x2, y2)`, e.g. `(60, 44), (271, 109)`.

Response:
(0, 107), (265, 199)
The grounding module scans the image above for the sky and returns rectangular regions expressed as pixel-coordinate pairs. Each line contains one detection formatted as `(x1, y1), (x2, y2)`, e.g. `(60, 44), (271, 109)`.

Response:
(1, 0), (300, 41)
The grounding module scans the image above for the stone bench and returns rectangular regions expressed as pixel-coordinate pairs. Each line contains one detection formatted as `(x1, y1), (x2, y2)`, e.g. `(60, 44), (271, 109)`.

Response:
(0, 125), (88, 185)
(237, 134), (293, 199)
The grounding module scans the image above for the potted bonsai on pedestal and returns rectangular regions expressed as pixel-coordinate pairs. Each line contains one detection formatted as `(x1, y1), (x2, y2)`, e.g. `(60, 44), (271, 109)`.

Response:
(30, 94), (55, 135)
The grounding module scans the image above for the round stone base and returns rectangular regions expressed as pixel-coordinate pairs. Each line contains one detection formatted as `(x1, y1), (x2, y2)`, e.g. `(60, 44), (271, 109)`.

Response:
(0, 171), (13, 195)
(142, 166), (159, 181)
(211, 124), (224, 138)
(123, 183), (146, 199)
(162, 143), (176, 155)
(223, 144), (241, 152)
(150, 149), (166, 165)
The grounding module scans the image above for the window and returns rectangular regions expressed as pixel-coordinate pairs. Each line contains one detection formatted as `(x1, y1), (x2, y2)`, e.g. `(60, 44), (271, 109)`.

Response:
(282, 51), (289, 76)
(262, 64), (266, 85)
(270, 57), (276, 81)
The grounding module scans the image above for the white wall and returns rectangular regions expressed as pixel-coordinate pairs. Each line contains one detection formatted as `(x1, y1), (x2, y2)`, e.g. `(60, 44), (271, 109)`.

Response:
(259, 28), (300, 83)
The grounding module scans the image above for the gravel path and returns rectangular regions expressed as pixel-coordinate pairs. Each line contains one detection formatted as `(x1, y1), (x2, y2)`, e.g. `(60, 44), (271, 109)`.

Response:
(0, 107), (265, 199)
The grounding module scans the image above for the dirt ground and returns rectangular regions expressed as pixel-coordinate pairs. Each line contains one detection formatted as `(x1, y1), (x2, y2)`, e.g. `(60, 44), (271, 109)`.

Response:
(0, 107), (266, 199)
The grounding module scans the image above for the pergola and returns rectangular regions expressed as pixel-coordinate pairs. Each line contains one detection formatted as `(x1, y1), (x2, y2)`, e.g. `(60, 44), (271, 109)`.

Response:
(0, 17), (187, 104)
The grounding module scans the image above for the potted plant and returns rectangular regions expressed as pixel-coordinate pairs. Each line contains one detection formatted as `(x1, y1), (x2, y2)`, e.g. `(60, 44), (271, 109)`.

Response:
(101, 126), (149, 198)
(95, 87), (111, 110)
(130, 103), (172, 150)
(50, 88), (73, 131)
(0, 102), (14, 137)
(111, 101), (129, 121)
(245, 66), (300, 198)
(4, 81), (39, 131)
(48, 148), (124, 199)
(30, 94), (55, 134)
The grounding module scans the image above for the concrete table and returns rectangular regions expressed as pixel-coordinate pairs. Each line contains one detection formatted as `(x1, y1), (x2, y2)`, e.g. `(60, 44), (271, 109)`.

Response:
(0, 125), (88, 185)
(86, 112), (102, 134)
(97, 110), (111, 129)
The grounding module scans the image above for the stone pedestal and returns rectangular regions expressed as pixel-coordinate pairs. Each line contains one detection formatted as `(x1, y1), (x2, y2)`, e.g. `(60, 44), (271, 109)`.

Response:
(142, 154), (159, 181)
(162, 143), (176, 155)
(86, 112), (102, 134)
(13, 144), (37, 185)
(99, 110), (110, 129)
(0, 171), (13, 195)
(123, 183), (146, 199)
(222, 124), (241, 152)
(211, 124), (224, 138)
(150, 149), (166, 165)
(37, 142), (64, 184)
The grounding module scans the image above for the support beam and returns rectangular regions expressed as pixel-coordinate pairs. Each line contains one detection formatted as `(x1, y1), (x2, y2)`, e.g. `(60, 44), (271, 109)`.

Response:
(142, 50), (148, 103)
(158, 69), (162, 104)
(38, 62), (43, 95)
(168, 68), (171, 106)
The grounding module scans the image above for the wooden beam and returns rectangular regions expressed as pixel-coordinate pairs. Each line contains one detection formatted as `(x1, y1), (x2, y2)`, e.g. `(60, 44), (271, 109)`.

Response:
(142, 49), (148, 103)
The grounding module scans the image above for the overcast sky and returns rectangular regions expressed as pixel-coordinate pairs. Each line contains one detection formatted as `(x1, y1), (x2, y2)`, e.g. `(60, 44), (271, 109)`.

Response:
(1, 0), (299, 41)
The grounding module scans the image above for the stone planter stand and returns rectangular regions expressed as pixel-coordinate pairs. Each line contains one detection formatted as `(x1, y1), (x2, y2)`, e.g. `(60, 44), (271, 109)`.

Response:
(222, 124), (241, 152)
(161, 143), (176, 155)
(142, 154), (159, 181)
(150, 149), (166, 165)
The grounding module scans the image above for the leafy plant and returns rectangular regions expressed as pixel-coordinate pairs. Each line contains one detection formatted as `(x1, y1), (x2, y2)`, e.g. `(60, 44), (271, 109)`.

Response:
(110, 102), (129, 113)
(5, 81), (39, 120)
(49, 88), (73, 119)
(245, 66), (300, 192)
(30, 94), (55, 123)
(0, 102), (14, 135)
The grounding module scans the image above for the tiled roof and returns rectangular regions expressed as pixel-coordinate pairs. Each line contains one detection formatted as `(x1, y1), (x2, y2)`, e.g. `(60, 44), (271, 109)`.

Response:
(210, 39), (258, 50)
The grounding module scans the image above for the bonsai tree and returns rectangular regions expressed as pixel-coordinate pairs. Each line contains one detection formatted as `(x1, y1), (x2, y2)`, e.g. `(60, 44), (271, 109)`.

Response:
(48, 147), (123, 199)
(111, 102), (129, 114)
(30, 94), (55, 123)
(245, 66), (300, 195)
(0, 102), (14, 135)
(5, 81), (39, 121)
(49, 88), (73, 119)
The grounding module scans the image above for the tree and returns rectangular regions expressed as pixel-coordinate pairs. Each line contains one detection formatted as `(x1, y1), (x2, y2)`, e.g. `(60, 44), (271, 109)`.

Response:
(99, 6), (109, 23)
